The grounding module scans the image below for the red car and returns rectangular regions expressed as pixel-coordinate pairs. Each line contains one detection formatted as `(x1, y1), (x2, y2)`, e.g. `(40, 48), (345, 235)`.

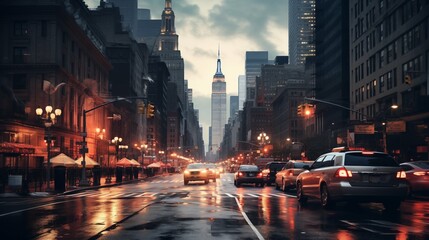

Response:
(400, 161), (429, 196)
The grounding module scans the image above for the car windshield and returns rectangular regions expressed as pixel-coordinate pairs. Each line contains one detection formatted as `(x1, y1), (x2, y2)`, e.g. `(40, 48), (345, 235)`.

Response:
(206, 164), (217, 169)
(187, 163), (205, 169)
(269, 163), (286, 170)
(239, 165), (259, 171)
(345, 153), (398, 166)
(294, 162), (309, 168)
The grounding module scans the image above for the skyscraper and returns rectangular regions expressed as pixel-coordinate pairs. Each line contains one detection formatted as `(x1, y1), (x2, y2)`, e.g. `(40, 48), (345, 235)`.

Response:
(210, 49), (227, 156)
(245, 51), (269, 104)
(154, 0), (185, 105)
(230, 96), (239, 119)
(289, 0), (316, 65)
(238, 75), (246, 110)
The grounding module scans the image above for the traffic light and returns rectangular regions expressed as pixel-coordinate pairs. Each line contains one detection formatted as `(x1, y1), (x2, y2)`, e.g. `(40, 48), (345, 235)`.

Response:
(146, 103), (155, 118)
(404, 74), (412, 85)
(304, 104), (315, 117)
(137, 103), (145, 114)
(297, 104), (303, 116)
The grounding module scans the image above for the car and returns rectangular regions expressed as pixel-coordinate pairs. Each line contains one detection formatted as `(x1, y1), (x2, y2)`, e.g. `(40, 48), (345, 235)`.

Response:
(400, 161), (429, 196)
(183, 163), (209, 185)
(275, 160), (314, 192)
(234, 165), (264, 187)
(206, 163), (220, 182)
(296, 149), (408, 210)
(262, 161), (287, 186)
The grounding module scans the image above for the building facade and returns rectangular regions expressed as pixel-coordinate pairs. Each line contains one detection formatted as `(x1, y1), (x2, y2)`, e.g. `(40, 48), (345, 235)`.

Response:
(349, 0), (429, 160)
(245, 51), (269, 104)
(210, 50), (227, 157)
(288, 0), (316, 65)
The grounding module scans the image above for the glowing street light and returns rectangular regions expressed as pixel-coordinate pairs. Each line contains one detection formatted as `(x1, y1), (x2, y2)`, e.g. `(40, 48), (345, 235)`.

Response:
(36, 105), (61, 191)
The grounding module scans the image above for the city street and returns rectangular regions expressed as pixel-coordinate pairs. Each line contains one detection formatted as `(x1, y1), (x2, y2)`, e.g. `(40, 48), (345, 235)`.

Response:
(0, 173), (428, 240)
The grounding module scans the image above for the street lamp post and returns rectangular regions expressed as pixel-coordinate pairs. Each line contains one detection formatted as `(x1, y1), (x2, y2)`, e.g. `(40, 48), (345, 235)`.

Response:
(112, 137), (122, 161)
(119, 144), (128, 158)
(257, 132), (270, 156)
(36, 105), (62, 191)
(95, 127), (105, 165)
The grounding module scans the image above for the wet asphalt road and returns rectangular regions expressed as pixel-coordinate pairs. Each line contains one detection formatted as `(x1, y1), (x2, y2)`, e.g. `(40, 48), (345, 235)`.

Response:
(0, 173), (428, 240)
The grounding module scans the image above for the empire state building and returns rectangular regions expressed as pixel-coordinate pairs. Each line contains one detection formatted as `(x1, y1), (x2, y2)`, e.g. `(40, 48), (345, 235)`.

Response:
(210, 49), (227, 156)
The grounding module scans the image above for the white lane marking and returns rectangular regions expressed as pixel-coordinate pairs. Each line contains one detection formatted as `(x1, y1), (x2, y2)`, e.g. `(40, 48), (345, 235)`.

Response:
(269, 193), (285, 197)
(247, 193), (259, 198)
(134, 192), (149, 197)
(234, 197), (265, 240)
(0, 200), (75, 217)
(122, 193), (138, 197)
(225, 193), (235, 198)
(284, 194), (297, 198)
(259, 194), (271, 198)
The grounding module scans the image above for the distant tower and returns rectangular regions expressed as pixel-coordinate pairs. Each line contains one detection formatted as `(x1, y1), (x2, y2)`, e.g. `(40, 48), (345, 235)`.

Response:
(210, 47), (227, 157)
(155, 0), (185, 104)
(289, 0), (316, 65)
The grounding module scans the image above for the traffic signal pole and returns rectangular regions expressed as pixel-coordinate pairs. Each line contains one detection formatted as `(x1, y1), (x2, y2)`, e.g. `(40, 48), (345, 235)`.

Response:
(79, 96), (146, 186)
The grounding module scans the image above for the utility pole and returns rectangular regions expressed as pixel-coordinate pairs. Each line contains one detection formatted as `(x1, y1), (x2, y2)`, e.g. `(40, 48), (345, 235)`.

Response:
(79, 96), (146, 186)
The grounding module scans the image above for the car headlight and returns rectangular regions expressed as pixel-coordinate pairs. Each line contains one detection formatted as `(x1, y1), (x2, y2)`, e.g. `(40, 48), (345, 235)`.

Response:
(184, 170), (190, 175)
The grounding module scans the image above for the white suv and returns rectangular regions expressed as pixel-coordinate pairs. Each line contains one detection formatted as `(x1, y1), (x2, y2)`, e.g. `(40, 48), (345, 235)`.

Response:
(296, 149), (408, 210)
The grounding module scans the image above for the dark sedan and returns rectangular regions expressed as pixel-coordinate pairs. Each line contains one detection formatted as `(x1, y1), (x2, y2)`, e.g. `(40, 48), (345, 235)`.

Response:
(400, 161), (429, 196)
(234, 165), (264, 187)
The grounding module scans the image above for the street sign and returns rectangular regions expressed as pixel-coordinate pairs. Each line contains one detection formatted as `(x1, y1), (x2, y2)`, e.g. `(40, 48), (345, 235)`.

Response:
(386, 121), (406, 133)
(79, 147), (88, 154)
(354, 124), (375, 134)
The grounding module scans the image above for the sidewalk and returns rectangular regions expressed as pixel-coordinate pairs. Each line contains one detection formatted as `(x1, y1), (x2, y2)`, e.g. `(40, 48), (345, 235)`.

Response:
(0, 174), (151, 198)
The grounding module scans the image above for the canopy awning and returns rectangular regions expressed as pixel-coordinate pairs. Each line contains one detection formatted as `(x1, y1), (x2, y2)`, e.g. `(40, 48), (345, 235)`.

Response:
(44, 153), (78, 167)
(75, 155), (100, 168)
(130, 159), (141, 166)
(0, 142), (35, 154)
(116, 158), (133, 167)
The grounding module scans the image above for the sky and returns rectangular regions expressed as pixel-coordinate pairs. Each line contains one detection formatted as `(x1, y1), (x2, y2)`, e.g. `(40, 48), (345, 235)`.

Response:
(85, 0), (289, 149)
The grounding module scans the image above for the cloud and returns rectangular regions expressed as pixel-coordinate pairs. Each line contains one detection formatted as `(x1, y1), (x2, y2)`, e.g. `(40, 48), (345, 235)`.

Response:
(207, 0), (288, 53)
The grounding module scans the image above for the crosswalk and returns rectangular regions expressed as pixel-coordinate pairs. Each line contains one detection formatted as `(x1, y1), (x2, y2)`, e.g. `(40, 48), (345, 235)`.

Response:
(62, 191), (296, 199)
(147, 179), (233, 184)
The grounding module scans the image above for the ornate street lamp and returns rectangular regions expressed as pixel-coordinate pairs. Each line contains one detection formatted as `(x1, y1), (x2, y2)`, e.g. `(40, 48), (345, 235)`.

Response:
(36, 105), (61, 191)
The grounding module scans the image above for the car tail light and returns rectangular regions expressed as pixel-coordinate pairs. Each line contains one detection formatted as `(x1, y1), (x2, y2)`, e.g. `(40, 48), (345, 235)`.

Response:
(412, 171), (427, 176)
(396, 171), (406, 179)
(262, 169), (270, 174)
(238, 172), (243, 177)
(257, 172), (263, 177)
(335, 167), (352, 178)
(289, 172), (294, 176)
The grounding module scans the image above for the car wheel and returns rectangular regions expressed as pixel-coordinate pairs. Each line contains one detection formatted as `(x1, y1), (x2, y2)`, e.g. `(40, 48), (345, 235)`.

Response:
(184, 180), (188, 185)
(204, 180), (209, 184)
(320, 184), (335, 209)
(383, 200), (401, 211)
(297, 182), (307, 204)
(235, 181), (241, 187)
(275, 182), (280, 190)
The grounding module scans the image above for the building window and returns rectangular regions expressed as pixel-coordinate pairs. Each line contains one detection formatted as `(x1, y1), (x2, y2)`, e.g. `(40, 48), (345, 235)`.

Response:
(13, 47), (27, 64)
(379, 75), (385, 93)
(14, 21), (28, 36)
